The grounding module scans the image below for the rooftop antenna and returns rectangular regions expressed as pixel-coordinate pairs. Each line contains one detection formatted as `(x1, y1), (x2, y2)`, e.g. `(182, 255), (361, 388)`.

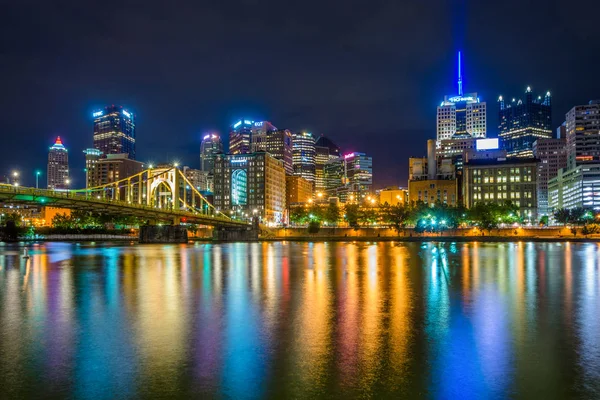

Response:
(458, 51), (463, 96)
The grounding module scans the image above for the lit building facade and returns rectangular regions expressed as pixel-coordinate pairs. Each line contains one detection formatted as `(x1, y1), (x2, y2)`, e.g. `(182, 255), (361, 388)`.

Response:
(314, 135), (340, 193)
(549, 164), (600, 211)
(408, 179), (458, 206)
(324, 152), (372, 202)
(213, 152), (286, 224)
(47, 137), (69, 190)
(565, 100), (600, 168)
(292, 132), (316, 184)
(533, 138), (567, 216)
(286, 175), (313, 205)
(498, 87), (552, 158)
(437, 53), (486, 144)
(92, 106), (136, 160)
(200, 133), (223, 172)
(249, 121), (277, 152)
(546, 100), (600, 212)
(83, 148), (102, 188)
(266, 129), (293, 175)
(229, 119), (254, 155)
(183, 166), (212, 193)
(378, 187), (408, 206)
(463, 158), (539, 221)
(86, 153), (144, 188)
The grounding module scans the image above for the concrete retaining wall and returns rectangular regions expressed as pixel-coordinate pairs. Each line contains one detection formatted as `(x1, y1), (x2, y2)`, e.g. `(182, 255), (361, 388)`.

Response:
(273, 226), (594, 239)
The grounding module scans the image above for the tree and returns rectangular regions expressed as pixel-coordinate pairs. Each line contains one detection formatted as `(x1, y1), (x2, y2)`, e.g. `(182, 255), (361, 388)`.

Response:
(344, 204), (360, 229)
(553, 208), (570, 226)
(289, 206), (309, 225)
(582, 224), (600, 236)
(539, 215), (549, 226)
(569, 207), (586, 225)
(307, 220), (321, 234)
(381, 204), (409, 231)
(324, 203), (341, 225)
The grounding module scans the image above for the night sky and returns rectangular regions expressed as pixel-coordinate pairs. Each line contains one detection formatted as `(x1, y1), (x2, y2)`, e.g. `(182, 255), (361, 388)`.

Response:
(2, 0), (600, 188)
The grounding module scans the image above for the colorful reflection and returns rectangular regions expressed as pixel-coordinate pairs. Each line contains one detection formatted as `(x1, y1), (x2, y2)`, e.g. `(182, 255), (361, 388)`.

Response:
(0, 241), (599, 398)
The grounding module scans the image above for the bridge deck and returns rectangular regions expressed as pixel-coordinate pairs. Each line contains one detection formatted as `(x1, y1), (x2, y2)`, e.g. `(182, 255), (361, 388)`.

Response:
(0, 185), (247, 228)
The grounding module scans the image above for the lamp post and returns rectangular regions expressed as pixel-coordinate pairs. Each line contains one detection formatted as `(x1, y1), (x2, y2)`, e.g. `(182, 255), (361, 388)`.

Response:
(35, 171), (41, 189)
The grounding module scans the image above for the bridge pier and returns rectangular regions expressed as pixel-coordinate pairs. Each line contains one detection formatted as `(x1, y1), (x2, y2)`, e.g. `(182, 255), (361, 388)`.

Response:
(139, 225), (188, 243)
(212, 217), (259, 241)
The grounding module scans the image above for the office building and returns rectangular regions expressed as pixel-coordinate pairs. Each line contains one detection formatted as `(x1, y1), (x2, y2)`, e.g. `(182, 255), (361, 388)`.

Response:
(498, 87), (552, 158)
(378, 187), (408, 206)
(83, 148), (102, 188)
(463, 158), (539, 221)
(548, 100), (600, 212)
(533, 138), (567, 216)
(229, 119), (254, 154)
(250, 121), (277, 152)
(213, 152), (286, 224)
(47, 137), (69, 190)
(324, 152), (373, 202)
(92, 106), (136, 160)
(565, 100), (600, 168)
(437, 52), (486, 144)
(549, 164), (600, 210)
(200, 134), (223, 172)
(266, 129), (293, 175)
(408, 140), (458, 206)
(314, 135), (340, 193)
(286, 175), (313, 205)
(315, 135), (341, 158)
(292, 132), (316, 184)
(182, 166), (212, 193)
(86, 153), (144, 188)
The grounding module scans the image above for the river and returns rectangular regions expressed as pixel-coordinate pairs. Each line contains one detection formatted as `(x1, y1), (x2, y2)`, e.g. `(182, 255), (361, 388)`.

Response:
(0, 241), (599, 399)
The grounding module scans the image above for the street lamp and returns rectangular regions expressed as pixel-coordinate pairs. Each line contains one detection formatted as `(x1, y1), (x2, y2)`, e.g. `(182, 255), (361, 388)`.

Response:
(35, 171), (41, 189)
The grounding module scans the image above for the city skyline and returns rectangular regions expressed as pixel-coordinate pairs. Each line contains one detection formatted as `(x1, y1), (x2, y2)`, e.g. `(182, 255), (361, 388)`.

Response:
(2, 1), (600, 188)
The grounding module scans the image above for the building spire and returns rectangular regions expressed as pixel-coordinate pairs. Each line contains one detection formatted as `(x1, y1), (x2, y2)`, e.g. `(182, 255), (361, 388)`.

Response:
(55, 136), (62, 145)
(458, 51), (463, 96)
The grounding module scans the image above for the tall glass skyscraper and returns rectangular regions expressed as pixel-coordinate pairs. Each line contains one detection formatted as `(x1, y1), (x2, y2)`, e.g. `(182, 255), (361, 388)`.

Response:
(200, 133), (223, 172)
(47, 137), (69, 189)
(92, 106), (136, 160)
(437, 52), (486, 144)
(292, 132), (316, 185)
(498, 87), (552, 158)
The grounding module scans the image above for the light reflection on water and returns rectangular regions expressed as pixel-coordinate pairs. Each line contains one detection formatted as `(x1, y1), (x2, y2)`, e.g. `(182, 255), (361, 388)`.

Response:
(0, 241), (599, 398)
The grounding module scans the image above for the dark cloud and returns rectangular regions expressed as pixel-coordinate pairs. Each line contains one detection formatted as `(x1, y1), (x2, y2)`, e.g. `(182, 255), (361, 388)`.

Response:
(1, 0), (599, 187)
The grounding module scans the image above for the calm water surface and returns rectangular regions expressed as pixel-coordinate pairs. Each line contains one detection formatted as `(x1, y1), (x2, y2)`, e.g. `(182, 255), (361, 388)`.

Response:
(1, 241), (599, 399)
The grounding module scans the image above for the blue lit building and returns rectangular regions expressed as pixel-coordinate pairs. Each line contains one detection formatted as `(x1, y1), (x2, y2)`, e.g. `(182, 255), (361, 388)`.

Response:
(92, 105), (136, 160)
(498, 87), (552, 158)
(437, 52), (487, 144)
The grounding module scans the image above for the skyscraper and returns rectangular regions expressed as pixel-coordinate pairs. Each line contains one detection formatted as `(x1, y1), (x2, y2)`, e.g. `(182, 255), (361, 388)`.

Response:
(266, 129), (293, 175)
(549, 100), (600, 211)
(315, 135), (341, 193)
(92, 106), (136, 160)
(437, 52), (487, 144)
(565, 100), (600, 168)
(498, 87), (552, 158)
(249, 121), (277, 152)
(229, 120), (253, 154)
(47, 137), (69, 189)
(292, 132), (316, 185)
(325, 152), (373, 202)
(200, 133), (223, 172)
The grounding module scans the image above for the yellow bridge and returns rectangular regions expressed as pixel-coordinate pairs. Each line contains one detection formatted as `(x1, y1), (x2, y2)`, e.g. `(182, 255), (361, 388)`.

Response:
(0, 167), (247, 229)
